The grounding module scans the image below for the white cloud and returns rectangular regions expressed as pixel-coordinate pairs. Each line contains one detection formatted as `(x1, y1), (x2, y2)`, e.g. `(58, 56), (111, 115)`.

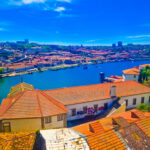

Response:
(9, 0), (45, 5)
(22, 0), (45, 4)
(57, 0), (71, 3)
(54, 6), (65, 12)
(127, 35), (150, 39)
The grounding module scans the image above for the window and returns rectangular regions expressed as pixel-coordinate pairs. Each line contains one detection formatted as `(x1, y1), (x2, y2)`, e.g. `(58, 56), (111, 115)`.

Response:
(149, 96), (150, 103)
(45, 116), (51, 123)
(134, 75), (136, 78)
(2, 122), (11, 132)
(133, 98), (137, 105)
(57, 114), (63, 121)
(141, 97), (144, 104)
(83, 106), (87, 114)
(125, 99), (128, 106)
(72, 109), (76, 116)
(94, 104), (98, 112)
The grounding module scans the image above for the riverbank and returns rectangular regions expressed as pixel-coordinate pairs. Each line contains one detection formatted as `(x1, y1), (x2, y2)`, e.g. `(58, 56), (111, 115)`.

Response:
(1, 57), (150, 78)
(0, 60), (150, 103)
(0, 62), (94, 78)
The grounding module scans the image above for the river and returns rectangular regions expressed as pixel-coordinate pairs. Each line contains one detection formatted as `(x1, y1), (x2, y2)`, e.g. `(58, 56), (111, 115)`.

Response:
(0, 60), (150, 103)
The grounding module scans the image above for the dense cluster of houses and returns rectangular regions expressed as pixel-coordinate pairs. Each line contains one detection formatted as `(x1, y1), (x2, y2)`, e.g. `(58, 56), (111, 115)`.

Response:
(0, 43), (150, 75)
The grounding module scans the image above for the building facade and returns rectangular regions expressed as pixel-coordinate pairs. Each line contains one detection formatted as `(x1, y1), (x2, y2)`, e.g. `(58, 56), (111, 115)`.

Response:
(123, 68), (140, 82)
(1, 80), (150, 132)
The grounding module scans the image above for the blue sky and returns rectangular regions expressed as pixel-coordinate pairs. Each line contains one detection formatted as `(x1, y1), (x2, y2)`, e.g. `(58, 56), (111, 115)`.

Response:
(0, 0), (150, 45)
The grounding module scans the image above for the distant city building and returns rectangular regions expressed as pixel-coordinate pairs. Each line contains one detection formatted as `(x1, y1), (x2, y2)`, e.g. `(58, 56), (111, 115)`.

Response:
(16, 39), (29, 45)
(127, 43), (133, 46)
(118, 41), (123, 47)
(112, 43), (116, 48)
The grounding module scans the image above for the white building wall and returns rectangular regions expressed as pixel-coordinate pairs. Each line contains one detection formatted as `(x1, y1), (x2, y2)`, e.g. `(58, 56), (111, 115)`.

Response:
(123, 74), (139, 82)
(139, 66), (145, 70)
(66, 93), (150, 121)
(66, 98), (115, 121)
(122, 93), (150, 109)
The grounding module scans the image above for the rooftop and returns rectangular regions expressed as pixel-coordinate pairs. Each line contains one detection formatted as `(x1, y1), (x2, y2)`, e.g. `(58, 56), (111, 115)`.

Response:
(72, 109), (150, 150)
(7, 82), (34, 98)
(45, 80), (150, 105)
(0, 89), (67, 119)
(0, 132), (35, 150)
(40, 128), (90, 150)
(140, 64), (150, 68)
(123, 68), (140, 75)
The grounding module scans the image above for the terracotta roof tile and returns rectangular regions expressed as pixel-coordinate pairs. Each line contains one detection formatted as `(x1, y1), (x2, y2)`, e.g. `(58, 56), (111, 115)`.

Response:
(0, 132), (35, 150)
(136, 117), (150, 137)
(123, 68), (140, 75)
(45, 81), (150, 105)
(87, 129), (127, 150)
(0, 90), (67, 119)
(140, 64), (150, 68)
(7, 82), (34, 98)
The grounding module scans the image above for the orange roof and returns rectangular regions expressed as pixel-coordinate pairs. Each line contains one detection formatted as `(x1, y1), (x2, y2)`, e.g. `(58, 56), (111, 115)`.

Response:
(140, 64), (150, 68)
(73, 109), (149, 136)
(113, 79), (124, 82)
(111, 109), (146, 123)
(73, 110), (150, 149)
(7, 82), (34, 98)
(73, 121), (105, 136)
(87, 129), (127, 150)
(136, 117), (150, 137)
(0, 90), (67, 119)
(45, 81), (150, 105)
(0, 132), (35, 150)
(123, 68), (140, 75)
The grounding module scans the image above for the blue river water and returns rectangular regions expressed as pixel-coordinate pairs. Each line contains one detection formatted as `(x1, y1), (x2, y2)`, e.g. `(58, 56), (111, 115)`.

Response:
(0, 60), (150, 103)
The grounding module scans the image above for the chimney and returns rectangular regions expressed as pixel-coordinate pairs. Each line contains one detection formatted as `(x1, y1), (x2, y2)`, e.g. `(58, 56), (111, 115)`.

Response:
(110, 85), (116, 98)
(100, 72), (105, 83)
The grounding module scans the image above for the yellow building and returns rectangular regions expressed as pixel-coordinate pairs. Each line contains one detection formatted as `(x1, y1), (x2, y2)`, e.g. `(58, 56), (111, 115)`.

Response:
(7, 82), (34, 98)
(0, 83), (67, 132)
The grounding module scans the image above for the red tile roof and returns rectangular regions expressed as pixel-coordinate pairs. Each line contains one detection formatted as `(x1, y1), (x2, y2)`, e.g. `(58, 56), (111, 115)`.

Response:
(136, 117), (150, 137)
(45, 81), (150, 105)
(0, 90), (67, 119)
(73, 110), (150, 150)
(123, 68), (140, 75)
(87, 129), (127, 150)
(140, 64), (150, 68)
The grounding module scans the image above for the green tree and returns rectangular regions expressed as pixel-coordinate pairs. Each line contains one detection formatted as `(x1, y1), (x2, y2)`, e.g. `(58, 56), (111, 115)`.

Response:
(0, 68), (4, 74)
(145, 65), (150, 71)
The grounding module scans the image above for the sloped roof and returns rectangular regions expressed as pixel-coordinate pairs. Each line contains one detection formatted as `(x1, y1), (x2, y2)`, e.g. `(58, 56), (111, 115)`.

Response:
(136, 117), (150, 137)
(0, 90), (67, 119)
(0, 132), (35, 150)
(73, 110), (150, 150)
(7, 82), (34, 98)
(45, 81), (150, 105)
(123, 68), (140, 75)
(87, 129), (127, 150)
(140, 64), (150, 68)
